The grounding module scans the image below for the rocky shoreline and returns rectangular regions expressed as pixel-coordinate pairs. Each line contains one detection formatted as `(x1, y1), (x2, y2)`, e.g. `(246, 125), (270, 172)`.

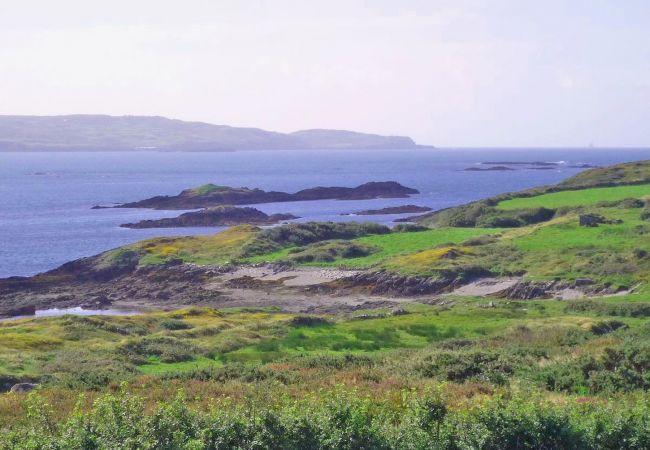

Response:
(0, 251), (625, 319)
(343, 204), (432, 215)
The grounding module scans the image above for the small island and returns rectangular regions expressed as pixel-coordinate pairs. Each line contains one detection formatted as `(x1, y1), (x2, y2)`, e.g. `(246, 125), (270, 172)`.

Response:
(121, 206), (298, 228)
(464, 166), (515, 171)
(343, 204), (432, 215)
(106, 181), (419, 210)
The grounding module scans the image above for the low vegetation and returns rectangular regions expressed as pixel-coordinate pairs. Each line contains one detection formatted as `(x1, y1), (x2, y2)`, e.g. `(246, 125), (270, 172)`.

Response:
(497, 183), (650, 210)
(5, 160), (650, 447)
(3, 299), (650, 448)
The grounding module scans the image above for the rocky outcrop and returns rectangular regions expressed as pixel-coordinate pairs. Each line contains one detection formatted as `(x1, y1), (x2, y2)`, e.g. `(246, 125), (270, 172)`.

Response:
(495, 280), (560, 299)
(579, 214), (623, 227)
(111, 181), (419, 210)
(481, 161), (559, 166)
(121, 206), (298, 228)
(329, 271), (459, 296)
(4, 305), (36, 317)
(494, 279), (626, 300)
(10, 383), (38, 393)
(344, 205), (432, 216)
(464, 166), (515, 171)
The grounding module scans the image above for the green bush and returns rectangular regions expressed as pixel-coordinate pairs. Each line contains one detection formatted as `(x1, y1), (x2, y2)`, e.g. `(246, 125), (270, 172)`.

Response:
(566, 300), (650, 317)
(118, 336), (200, 363)
(423, 203), (555, 228)
(641, 209), (650, 221)
(415, 351), (517, 384)
(392, 224), (429, 232)
(6, 389), (650, 449)
(242, 221), (390, 256)
(535, 343), (650, 394)
(285, 240), (380, 263)
(159, 319), (193, 331)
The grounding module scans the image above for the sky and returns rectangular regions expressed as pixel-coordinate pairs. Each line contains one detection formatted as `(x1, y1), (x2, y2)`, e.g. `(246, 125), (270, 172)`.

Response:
(0, 0), (649, 147)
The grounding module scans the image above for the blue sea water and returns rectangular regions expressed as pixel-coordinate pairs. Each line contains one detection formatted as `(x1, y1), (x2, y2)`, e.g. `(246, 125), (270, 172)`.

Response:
(1, 148), (648, 278)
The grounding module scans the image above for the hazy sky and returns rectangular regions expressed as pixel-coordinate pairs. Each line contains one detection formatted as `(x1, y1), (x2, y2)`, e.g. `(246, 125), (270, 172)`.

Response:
(1, 0), (649, 146)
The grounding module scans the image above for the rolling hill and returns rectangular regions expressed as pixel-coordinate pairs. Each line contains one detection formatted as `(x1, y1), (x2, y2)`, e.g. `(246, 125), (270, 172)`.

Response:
(0, 115), (427, 152)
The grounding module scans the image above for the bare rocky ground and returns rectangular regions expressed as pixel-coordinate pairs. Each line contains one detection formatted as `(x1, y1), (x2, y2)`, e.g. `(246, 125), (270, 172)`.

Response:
(0, 263), (632, 318)
(0, 264), (415, 317)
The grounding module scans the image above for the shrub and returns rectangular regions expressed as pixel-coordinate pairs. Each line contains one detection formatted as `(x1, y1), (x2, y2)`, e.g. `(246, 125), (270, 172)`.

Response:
(290, 316), (331, 327)
(285, 240), (379, 263)
(392, 224), (429, 232)
(415, 351), (517, 384)
(590, 320), (628, 335)
(641, 209), (650, 221)
(242, 221), (390, 256)
(159, 319), (193, 331)
(566, 300), (650, 317)
(7, 389), (650, 449)
(118, 336), (200, 363)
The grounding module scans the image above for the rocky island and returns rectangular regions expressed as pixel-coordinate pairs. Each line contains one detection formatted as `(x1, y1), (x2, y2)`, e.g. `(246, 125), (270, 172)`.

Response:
(108, 181), (419, 210)
(344, 204), (432, 215)
(121, 206), (299, 228)
(463, 166), (515, 171)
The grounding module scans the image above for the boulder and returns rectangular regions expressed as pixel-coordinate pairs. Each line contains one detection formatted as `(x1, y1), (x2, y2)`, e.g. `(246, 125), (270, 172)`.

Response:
(579, 214), (623, 227)
(5, 305), (36, 317)
(10, 383), (38, 393)
(579, 214), (604, 227)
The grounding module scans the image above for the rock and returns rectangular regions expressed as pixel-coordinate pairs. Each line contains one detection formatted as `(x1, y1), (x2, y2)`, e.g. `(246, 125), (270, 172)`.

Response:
(336, 271), (460, 296)
(10, 383), (38, 393)
(496, 281), (560, 300)
(121, 206), (298, 229)
(344, 205), (432, 216)
(481, 161), (559, 166)
(579, 214), (604, 227)
(113, 181), (419, 210)
(478, 302), (496, 308)
(391, 308), (410, 316)
(464, 166), (515, 171)
(353, 313), (387, 320)
(579, 214), (623, 227)
(5, 305), (36, 317)
(575, 278), (593, 287)
(290, 316), (330, 327)
(91, 295), (112, 307)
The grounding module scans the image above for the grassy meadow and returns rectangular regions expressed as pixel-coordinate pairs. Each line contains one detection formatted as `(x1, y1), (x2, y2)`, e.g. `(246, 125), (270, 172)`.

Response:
(497, 183), (650, 210)
(4, 297), (650, 448)
(244, 227), (503, 269)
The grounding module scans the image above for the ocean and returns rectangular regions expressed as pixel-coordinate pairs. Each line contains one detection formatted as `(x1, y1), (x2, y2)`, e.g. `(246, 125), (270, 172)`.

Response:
(1, 148), (648, 278)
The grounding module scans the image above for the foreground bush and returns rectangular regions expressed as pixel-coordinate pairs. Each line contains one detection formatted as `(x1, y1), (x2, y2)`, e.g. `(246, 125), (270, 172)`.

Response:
(3, 388), (650, 449)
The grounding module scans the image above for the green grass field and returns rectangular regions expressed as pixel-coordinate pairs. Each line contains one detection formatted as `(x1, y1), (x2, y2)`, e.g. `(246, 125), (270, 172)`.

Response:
(244, 227), (502, 268)
(497, 183), (650, 210)
(0, 298), (641, 383)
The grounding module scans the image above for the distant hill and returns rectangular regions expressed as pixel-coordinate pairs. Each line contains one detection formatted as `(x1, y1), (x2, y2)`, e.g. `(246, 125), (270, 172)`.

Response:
(0, 115), (429, 152)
